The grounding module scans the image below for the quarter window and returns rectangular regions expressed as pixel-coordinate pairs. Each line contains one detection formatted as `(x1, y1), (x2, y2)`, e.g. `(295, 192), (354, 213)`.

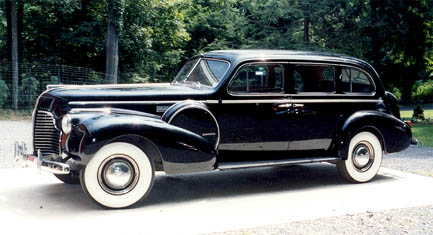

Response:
(341, 68), (374, 93)
(293, 65), (336, 93)
(228, 64), (284, 94)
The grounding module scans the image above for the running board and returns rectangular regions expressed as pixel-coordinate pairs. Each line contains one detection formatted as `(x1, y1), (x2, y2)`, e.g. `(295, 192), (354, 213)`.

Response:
(217, 157), (341, 171)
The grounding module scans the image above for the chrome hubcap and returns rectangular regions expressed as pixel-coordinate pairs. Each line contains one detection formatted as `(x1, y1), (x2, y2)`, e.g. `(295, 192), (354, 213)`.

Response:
(104, 161), (133, 189)
(98, 155), (140, 195)
(352, 141), (374, 172)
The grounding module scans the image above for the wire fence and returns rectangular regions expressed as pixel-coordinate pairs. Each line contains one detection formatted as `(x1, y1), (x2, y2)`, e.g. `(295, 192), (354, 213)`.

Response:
(0, 61), (110, 111)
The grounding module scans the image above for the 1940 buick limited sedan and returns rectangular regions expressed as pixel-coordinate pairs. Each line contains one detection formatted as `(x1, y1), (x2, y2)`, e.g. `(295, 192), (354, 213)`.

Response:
(15, 50), (414, 208)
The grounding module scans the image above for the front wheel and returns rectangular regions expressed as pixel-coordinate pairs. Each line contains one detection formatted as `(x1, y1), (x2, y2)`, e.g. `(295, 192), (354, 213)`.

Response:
(337, 131), (383, 183)
(80, 142), (155, 208)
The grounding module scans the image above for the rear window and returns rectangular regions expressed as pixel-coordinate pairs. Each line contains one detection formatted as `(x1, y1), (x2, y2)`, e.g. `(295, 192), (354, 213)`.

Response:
(341, 68), (374, 93)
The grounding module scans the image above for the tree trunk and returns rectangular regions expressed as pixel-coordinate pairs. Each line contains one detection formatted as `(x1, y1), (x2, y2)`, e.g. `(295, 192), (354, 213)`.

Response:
(304, 17), (310, 44)
(303, 3), (310, 44)
(10, 0), (19, 110)
(105, 5), (119, 84)
(17, 0), (23, 64)
(370, 0), (381, 73)
(6, 0), (11, 61)
(401, 69), (416, 103)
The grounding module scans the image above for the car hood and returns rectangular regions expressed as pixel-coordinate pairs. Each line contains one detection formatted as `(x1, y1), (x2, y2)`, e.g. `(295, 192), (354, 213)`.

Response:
(44, 83), (213, 102)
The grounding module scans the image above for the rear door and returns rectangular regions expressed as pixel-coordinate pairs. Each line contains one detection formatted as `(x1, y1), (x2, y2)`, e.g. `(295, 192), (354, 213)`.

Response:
(287, 63), (379, 156)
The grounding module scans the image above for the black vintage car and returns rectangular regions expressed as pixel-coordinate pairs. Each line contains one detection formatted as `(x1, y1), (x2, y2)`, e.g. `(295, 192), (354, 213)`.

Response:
(15, 50), (413, 208)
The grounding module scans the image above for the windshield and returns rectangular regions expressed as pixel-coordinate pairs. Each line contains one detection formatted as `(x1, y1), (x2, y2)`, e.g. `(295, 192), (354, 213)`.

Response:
(172, 58), (230, 89)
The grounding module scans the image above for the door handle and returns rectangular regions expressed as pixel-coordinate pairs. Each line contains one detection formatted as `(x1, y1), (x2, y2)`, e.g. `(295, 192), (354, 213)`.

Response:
(287, 104), (306, 115)
(274, 103), (307, 115)
(292, 104), (304, 108)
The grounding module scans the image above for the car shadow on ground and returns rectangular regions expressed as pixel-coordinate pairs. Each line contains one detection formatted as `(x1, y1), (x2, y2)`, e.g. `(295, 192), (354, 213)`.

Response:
(2, 163), (393, 212)
(139, 163), (392, 207)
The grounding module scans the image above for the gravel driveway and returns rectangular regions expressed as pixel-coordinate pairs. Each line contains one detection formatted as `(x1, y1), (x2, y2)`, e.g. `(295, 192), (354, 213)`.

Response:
(1, 120), (432, 234)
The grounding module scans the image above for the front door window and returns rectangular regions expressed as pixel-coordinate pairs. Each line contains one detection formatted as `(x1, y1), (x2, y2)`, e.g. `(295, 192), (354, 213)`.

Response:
(228, 64), (284, 94)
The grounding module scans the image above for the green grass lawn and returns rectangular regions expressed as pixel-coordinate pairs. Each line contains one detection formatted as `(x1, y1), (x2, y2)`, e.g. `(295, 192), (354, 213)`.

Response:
(399, 104), (433, 148)
(400, 109), (433, 119)
(411, 123), (433, 148)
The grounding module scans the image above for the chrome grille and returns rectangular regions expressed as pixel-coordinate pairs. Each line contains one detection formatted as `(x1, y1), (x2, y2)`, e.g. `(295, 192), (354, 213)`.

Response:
(34, 111), (60, 155)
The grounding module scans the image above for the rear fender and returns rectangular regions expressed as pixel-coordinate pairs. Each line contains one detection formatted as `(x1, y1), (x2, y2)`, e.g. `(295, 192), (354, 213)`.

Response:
(337, 110), (412, 159)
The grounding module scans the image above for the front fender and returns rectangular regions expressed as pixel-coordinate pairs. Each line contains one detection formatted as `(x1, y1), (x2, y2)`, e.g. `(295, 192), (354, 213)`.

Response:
(65, 111), (216, 174)
(337, 110), (412, 158)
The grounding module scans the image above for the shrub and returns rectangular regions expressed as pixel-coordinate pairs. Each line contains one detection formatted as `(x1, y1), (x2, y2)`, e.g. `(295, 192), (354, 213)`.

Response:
(88, 71), (105, 84)
(391, 87), (402, 101)
(412, 79), (433, 103)
(413, 105), (425, 120)
(19, 73), (40, 109)
(0, 74), (9, 109)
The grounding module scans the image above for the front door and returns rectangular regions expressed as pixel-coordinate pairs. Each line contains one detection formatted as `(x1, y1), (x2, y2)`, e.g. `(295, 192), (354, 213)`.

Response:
(216, 62), (290, 151)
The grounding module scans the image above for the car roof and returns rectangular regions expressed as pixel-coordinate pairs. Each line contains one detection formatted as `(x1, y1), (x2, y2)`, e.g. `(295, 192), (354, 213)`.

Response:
(204, 49), (359, 63)
(202, 49), (378, 78)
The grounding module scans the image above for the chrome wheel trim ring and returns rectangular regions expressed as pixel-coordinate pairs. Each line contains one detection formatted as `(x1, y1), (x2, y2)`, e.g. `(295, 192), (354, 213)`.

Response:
(351, 141), (375, 172)
(97, 154), (140, 195)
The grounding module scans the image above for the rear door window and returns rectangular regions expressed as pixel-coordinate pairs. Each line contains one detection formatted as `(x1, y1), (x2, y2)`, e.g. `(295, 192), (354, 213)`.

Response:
(293, 65), (336, 93)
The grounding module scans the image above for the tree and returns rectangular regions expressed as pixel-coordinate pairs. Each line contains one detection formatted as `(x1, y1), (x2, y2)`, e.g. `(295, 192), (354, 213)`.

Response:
(105, 0), (124, 84)
(119, 0), (190, 83)
(369, 0), (432, 102)
(8, 0), (18, 110)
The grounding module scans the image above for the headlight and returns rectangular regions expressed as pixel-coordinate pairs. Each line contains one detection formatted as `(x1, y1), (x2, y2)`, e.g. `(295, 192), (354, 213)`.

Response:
(61, 115), (72, 134)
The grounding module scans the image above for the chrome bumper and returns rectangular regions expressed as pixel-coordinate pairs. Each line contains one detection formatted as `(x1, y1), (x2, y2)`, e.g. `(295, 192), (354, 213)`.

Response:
(14, 141), (70, 174)
(411, 138), (418, 146)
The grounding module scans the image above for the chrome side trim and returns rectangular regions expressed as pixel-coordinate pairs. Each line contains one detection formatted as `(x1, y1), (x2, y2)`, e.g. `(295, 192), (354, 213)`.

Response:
(70, 108), (111, 114)
(218, 141), (288, 151)
(47, 83), (171, 90)
(220, 99), (289, 104)
(69, 98), (382, 106)
(217, 157), (341, 170)
(69, 100), (188, 105)
(289, 99), (382, 104)
(204, 99), (382, 104)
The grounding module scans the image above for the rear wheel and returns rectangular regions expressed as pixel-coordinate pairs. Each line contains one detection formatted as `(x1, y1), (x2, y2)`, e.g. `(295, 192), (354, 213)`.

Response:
(80, 142), (154, 208)
(337, 131), (383, 183)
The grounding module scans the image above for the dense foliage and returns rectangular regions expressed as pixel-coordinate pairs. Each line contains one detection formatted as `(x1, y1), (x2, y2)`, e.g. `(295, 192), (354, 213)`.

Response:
(1, 0), (432, 103)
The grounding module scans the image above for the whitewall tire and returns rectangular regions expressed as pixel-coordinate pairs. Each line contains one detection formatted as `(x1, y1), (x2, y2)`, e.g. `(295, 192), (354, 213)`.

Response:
(80, 142), (154, 208)
(337, 131), (383, 183)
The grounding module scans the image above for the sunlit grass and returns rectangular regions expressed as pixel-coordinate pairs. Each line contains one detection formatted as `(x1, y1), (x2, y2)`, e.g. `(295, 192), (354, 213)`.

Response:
(400, 109), (433, 119)
(411, 123), (433, 148)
